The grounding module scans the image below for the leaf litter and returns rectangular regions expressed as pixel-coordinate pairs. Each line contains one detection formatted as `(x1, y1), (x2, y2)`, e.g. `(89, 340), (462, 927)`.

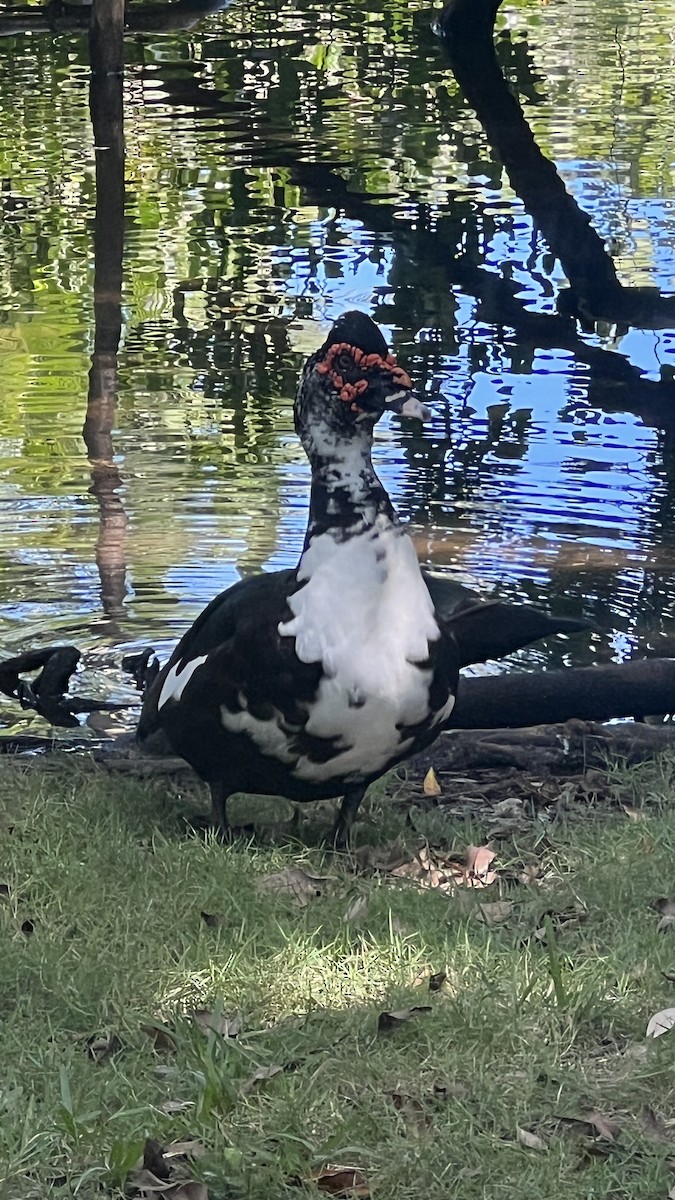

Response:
(385, 842), (498, 892)
(191, 1009), (242, 1039)
(377, 1006), (432, 1035)
(130, 1137), (207, 1200)
(304, 1166), (370, 1197)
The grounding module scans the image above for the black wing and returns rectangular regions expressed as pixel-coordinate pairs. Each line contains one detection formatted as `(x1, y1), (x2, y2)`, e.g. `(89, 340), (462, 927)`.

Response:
(421, 570), (588, 668)
(136, 568), (315, 750)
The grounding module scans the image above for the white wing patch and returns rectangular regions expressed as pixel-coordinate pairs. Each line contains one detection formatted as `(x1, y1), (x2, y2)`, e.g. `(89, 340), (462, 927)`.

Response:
(157, 654), (208, 711)
(220, 706), (297, 762)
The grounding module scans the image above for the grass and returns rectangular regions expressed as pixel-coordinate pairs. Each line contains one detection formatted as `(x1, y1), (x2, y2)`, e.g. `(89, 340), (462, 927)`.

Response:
(1, 752), (675, 1199)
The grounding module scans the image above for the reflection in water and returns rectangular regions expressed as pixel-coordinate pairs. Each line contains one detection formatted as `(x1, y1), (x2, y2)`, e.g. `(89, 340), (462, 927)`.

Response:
(2, 0), (675, 731)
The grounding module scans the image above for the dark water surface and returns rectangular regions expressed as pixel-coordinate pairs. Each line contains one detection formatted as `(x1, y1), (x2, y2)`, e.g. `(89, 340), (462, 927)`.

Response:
(1, 0), (675, 733)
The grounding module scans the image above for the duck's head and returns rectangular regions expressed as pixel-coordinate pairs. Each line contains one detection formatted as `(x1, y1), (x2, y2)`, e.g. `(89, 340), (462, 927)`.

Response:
(296, 311), (430, 452)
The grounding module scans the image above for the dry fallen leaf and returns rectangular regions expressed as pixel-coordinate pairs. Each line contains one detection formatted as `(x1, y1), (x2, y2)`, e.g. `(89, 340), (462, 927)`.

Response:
(143, 1139), (171, 1181)
(390, 1091), (432, 1136)
(477, 900), (514, 927)
(307, 1166), (370, 1197)
(654, 898), (675, 933)
(132, 1167), (172, 1193)
(257, 867), (329, 906)
(423, 767), (442, 796)
(141, 1023), (178, 1053)
(131, 1139), (209, 1200)
(640, 1104), (669, 1142)
(621, 803), (647, 821)
(516, 1126), (546, 1151)
(243, 1064), (284, 1090)
(377, 1005), (432, 1034)
(191, 1009), (242, 1039)
(342, 895), (368, 923)
(465, 844), (497, 887)
(200, 911), (223, 928)
(167, 1186), (208, 1200)
(585, 1111), (619, 1142)
(164, 1140), (205, 1160)
(85, 1032), (123, 1063)
(387, 841), (499, 893)
(646, 1007), (675, 1039)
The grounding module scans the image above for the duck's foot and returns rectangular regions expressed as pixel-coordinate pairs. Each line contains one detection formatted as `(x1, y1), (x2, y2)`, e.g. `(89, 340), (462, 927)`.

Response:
(329, 785), (368, 849)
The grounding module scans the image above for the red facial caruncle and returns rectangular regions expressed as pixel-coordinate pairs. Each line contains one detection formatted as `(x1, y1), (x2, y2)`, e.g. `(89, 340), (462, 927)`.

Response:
(315, 341), (413, 412)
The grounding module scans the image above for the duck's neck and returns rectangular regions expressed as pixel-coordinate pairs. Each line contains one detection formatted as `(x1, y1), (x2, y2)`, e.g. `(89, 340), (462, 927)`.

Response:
(302, 426), (398, 549)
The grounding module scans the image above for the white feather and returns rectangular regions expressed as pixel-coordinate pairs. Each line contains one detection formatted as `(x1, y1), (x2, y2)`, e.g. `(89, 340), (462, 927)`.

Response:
(157, 654), (208, 711)
(275, 515), (452, 780)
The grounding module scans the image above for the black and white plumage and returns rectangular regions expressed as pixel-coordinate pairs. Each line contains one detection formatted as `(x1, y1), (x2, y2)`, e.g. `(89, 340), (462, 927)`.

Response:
(137, 311), (585, 844)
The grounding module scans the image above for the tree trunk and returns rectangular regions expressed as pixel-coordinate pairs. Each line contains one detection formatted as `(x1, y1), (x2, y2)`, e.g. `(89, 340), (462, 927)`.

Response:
(89, 0), (125, 76)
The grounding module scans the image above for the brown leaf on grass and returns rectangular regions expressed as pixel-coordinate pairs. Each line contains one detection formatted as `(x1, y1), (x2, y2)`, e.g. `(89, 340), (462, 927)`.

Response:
(143, 1140), (171, 1181)
(519, 863), (541, 887)
(428, 971), (447, 992)
(166, 1186), (208, 1200)
(621, 803), (647, 821)
(307, 1166), (370, 1197)
(377, 1005), (432, 1034)
(423, 767), (441, 796)
(342, 895), (368, 923)
(132, 1168), (172, 1193)
(85, 1032), (123, 1063)
(654, 898), (675, 933)
(200, 911), (223, 928)
(387, 842), (498, 893)
(528, 902), (588, 943)
(243, 1063), (284, 1090)
(141, 1023), (178, 1053)
(191, 1009), (242, 1039)
(257, 867), (329, 907)
(433, 1079), (468, 1101)
(516, 1126), (546, 1151)
(164, 1141), (205, 1161)
(586, 1111), (619, 1141)
(169, 1186), (208, 1200)
(132, 1175), (208, 1200)
(390, 1091), (432, 1136)
(466, 844), (497, 887)
(477, 900), (514, 927)
(640, 1105), (669, 1142)
(131, 1139), (208, 1200)
(646, 1007), (675, 1038)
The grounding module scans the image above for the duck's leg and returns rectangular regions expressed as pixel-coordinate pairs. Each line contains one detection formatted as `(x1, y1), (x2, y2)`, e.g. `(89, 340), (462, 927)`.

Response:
(331, 784), (368, 848)
(209, 780), (232, 841)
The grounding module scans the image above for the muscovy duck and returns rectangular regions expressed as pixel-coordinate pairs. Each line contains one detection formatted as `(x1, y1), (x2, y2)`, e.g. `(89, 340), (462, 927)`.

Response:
(137, 311), (585, 844)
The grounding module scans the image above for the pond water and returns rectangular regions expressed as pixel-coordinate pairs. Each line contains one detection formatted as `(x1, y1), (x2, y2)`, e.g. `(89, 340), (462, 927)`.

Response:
(1, 0), (675, 735)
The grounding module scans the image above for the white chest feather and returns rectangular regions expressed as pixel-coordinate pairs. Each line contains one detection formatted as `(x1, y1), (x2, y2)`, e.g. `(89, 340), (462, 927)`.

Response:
(276, 518), (450, 780)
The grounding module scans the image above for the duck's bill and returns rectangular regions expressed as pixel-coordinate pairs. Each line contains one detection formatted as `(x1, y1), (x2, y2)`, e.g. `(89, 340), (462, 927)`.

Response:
(385, 391), (432, 422)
